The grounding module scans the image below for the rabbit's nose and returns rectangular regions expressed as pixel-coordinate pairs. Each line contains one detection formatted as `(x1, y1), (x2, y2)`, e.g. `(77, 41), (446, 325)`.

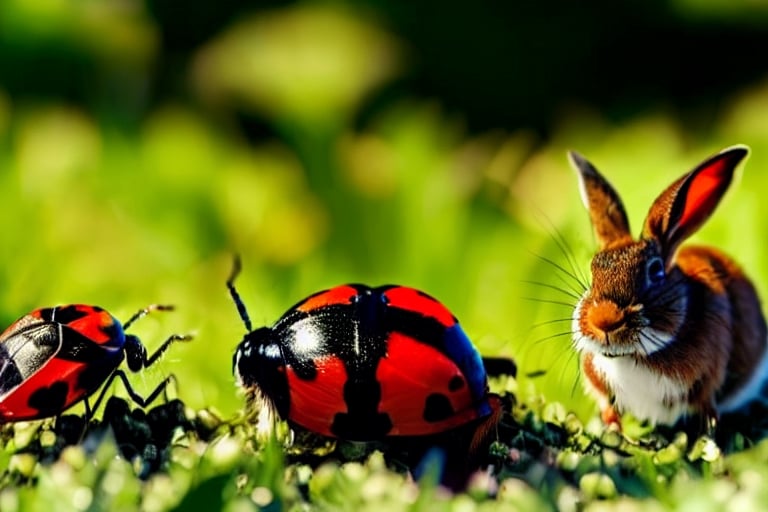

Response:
(587, 300), (626, 336)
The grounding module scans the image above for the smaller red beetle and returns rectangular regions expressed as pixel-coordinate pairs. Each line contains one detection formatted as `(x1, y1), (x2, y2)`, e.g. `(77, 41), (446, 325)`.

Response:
(0, 304), (191, 423)
(228, 257), (504, 449)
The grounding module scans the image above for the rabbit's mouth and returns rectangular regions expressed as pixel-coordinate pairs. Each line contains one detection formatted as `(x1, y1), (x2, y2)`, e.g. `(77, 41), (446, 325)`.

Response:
(573, 299), (675, 357)
(575, 327), (675, 358)
(575, 333), (643, 358)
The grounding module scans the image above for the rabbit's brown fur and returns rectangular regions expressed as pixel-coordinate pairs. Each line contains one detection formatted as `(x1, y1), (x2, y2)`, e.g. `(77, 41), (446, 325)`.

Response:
(570, 147), (768, 429)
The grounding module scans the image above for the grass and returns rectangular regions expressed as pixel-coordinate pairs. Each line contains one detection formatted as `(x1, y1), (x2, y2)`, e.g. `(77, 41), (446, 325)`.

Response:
(3, 374), (768, 511)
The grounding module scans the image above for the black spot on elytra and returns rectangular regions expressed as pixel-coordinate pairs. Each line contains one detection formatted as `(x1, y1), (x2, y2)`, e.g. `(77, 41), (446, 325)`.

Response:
(35, 307), (56, 322)
(384, 308), (448, 352)
(330, 379), (393, 439)
(51, 305), (94, 324)
(97, 322), (117, 341)
(28, 381), (69, 415)
(77, 357), (120, 396)
(423, 393), (455, 422)
(57, 329), (115, 363)
(448, 375), (465, 391)
(290, 359), (318, 381)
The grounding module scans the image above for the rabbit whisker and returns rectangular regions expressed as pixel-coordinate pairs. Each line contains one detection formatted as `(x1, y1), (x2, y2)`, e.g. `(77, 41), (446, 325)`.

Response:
(522, 297), (576, 309)
(531, 317), (574, 329)
(532, 330), (573, 345)
(535, 211), (592, 289)
(530, 252), (588, 295)
(522, 280), (583, 302)
(552, 237), (590, 292)
(554, 271), (588, 298)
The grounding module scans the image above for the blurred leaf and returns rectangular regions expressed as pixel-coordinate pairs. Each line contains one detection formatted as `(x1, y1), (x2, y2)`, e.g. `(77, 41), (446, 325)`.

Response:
(0, 0), (156, 66)
(192, 5), (402, 125)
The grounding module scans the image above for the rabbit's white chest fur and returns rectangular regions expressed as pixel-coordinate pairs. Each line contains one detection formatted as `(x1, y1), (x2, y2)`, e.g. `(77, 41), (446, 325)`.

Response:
(586, 352), (690, 424)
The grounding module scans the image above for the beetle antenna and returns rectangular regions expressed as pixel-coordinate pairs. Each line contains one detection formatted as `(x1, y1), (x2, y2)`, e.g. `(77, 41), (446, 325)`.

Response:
(227, 254), (253, 333)
(123, 304), (175, 330)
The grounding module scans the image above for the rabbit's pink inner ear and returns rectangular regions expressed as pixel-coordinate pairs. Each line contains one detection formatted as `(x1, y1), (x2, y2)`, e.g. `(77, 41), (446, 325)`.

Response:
(676, 163), (732, 234)
(646, 147), (747, 259)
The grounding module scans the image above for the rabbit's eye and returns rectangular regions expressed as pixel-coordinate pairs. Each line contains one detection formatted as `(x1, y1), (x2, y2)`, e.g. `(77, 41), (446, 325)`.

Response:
(647, 257), (665, 284)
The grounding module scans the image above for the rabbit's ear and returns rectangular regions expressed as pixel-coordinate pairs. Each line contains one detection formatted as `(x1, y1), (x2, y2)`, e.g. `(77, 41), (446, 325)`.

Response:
(642, 146), (748, 261)
(569, 151), (631, 249)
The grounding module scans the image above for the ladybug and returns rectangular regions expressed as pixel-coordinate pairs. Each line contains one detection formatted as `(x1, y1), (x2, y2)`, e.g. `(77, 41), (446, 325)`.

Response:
(228, 258), (504, 444)
(0, 304), (191, 423)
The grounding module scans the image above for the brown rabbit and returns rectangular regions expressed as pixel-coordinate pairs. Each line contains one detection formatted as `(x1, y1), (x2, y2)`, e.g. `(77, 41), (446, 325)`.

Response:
(569, 146), (768, 431)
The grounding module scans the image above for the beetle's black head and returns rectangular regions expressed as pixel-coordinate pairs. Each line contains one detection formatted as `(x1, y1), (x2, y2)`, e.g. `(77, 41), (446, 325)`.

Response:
(233, 327), (290, 418)
(233, 327), (271, 386)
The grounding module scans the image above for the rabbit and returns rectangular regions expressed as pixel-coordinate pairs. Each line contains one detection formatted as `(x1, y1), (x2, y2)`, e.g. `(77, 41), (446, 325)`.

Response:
(569, 145), (768, 432)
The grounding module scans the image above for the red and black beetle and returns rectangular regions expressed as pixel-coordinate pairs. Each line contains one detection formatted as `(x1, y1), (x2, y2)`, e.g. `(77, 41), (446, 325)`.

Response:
(0, 304), (191, 422)
(228, 258), (504, 447)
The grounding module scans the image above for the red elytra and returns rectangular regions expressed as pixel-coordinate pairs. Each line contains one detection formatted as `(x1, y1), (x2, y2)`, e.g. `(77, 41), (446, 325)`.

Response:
(383, 286), (457, 328)
(374, 332), (485, 435)
(294, 285), (359, 313)
(285, 355), (347, 436)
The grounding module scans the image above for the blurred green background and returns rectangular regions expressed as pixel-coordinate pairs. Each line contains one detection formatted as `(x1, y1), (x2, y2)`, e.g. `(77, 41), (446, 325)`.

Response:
(2, 0), (768, 423)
